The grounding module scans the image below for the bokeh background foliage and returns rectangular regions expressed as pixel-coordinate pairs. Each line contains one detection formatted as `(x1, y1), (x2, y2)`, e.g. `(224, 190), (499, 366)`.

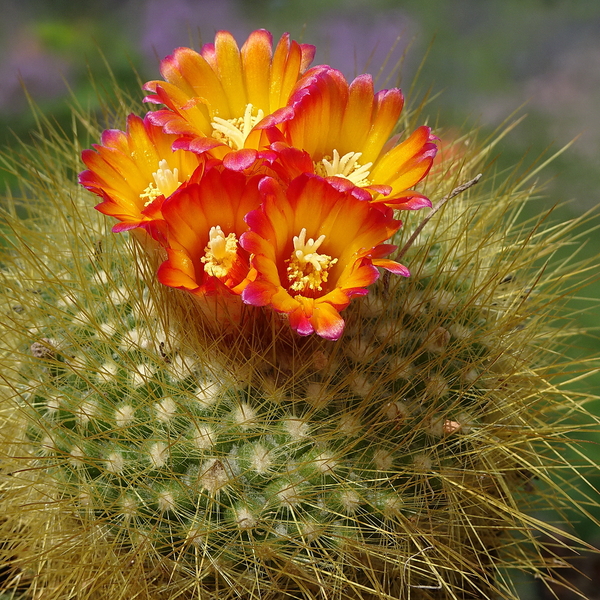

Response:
(0, 0), (599, 597)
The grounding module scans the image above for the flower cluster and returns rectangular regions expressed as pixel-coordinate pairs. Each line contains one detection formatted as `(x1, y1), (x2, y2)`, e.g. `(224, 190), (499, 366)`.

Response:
(80, 30), (437, 340)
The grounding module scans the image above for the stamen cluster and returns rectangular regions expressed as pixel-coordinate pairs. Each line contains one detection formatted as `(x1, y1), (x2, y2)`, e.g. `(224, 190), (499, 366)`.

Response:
(286, 228), (338, 292)
(201, 226), (239, 278)
(79, 29), (437, 340)
(140, 159), (181, 206)
(211, 104), (266, 150)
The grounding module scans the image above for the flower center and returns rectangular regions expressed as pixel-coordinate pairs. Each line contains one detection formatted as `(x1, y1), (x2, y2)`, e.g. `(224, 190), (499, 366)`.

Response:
(286, 228), (338, 293)
(314, 150), (373, 186)
(140, 159), (181, 206)
(211, 103), (265, 151)
(201, 226), (239, 279)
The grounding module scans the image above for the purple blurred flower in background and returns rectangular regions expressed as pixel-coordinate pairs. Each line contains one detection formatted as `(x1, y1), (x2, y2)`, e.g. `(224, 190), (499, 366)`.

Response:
(0, 26), (71, 113)
(311, 9), (417, 84)
(139, 0), (247, 67)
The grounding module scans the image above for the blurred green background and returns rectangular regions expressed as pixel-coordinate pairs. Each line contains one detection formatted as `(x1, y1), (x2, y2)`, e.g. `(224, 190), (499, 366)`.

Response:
(1, 0), (599, 595)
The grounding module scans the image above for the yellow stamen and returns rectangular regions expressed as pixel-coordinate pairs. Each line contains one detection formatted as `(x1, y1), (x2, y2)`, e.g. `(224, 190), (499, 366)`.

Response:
(201, 226), (238, 279)
(211, 103), (265, 150)
(314, 150), (373, 186)
(286, 228), (338, 292)
(140, 159), (181, 206)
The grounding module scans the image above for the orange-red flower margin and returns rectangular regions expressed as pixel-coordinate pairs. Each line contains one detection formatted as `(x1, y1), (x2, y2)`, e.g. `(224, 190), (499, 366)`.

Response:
(265, 67), (437, 209)
(143, 29), (315, 171)
(79, 114), (202, 237)
(240, 174), (408, 340)
(157, 168), (261, 297)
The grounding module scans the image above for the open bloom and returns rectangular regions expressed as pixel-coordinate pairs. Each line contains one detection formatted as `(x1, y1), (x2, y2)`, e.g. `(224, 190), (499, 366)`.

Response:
(241, 174), (408, 340)
(143, 29), (315, 171)
(79, 114), (202, 236)
(157, 168), (262, 297)
(266, 68), (437, 209)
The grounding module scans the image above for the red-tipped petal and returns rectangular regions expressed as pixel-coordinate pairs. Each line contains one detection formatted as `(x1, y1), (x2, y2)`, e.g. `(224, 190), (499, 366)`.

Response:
(223, 148), (259, 171)
(311, 302), (345, 340)
(372, 258), (410, 276)
(289, 305), (315, 337)
(242, 280), (277, 306)
(361, 87), (404, 164)
(381, 194), (432, 210)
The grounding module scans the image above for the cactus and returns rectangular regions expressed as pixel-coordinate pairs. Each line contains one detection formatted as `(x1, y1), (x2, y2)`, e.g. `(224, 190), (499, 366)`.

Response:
(1, 30), (599, 600)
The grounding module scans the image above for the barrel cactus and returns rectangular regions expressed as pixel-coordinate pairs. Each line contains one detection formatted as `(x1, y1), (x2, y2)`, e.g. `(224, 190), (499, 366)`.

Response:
(0, 28), (598, 600)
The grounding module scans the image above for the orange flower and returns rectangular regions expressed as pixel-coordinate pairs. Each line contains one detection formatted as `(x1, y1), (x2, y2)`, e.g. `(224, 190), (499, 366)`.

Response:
(143, 29), (315, 171)
(157, 168), (261, 297)
(79, 114), (202, 236)
(241, 174), (407, 340)
(266, 68), (437, 209)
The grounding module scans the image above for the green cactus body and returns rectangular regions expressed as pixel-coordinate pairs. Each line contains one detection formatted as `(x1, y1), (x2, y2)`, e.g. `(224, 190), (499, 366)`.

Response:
(2, 133), (595, 600)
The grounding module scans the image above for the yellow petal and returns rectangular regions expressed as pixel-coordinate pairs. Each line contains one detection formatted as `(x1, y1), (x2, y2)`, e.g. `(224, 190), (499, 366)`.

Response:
(241, 29), (272, 113)
(215, 31), (246, 116)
